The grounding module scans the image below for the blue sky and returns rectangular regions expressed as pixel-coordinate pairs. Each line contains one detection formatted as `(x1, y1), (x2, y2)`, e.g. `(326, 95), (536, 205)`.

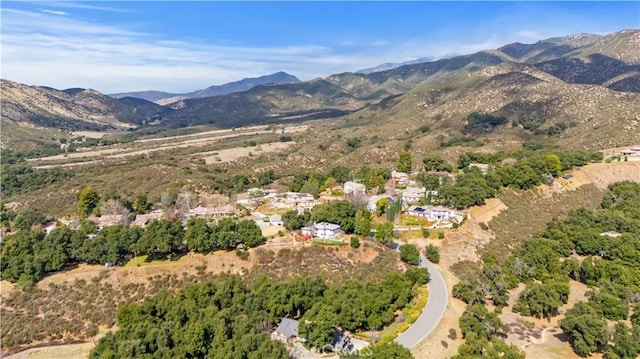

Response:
(1, 1), (638, 93)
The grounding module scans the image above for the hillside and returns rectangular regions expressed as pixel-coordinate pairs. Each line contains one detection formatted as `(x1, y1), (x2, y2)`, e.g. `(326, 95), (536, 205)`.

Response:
(2, 29), (639, 150)
(111, 71), (300, 104)
(0, 80), (162, 132)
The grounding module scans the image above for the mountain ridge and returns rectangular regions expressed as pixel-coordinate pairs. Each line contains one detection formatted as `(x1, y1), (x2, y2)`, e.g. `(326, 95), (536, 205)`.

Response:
(109, 71), (300, 104)
(2, 29), (639, 150)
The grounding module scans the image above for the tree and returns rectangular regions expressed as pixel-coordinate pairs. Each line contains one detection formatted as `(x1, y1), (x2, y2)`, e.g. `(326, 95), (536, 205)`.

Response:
(13, 209), (46, 231)
(423, 155), (452, 173)
(374, 223), (394, 245)
(350, 236), (361, 249)
(134, 194), (151, 214)
(424, 244), (440, 263)
(399, 244), (420, 265)
(606, 322), (640, 359)
(300, 178), (321, 196)
(311, 201), (357, 233)
(185, 218), (213, 252)
(375, 198), (390, 216)
(100, 198), (125, 217)
(459, 304), (507, 341)
(545, 154), (562, 177)
(559, 302), (608, 356)
(418, 172), (440, 191)
(258, 170), (276, 186)
(77, 186), (100, 218)
(354, 210), (372, 236)
(397, 151), (413, 173)
(176, 190), (197, 216)
(513, 281), (568, 320)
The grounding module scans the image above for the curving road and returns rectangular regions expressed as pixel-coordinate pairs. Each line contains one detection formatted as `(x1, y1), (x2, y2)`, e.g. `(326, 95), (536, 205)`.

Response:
(395, 251), (448, 349)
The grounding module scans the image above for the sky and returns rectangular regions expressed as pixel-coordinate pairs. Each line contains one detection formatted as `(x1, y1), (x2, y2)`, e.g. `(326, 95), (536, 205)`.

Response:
(1, 1), (639, 94)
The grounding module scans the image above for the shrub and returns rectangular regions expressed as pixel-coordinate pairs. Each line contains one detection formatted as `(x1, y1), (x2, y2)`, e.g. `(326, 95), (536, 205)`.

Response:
(421, 228), (430, 238)
(479, 222), (489, 230)
(235, 249), (250, 260)
(437, 231), (445, 239)
(425, 244), (440, 263)
(448, 328), (457, 340)
(399, 244), (420, 265)
(350, 236), (361, 249)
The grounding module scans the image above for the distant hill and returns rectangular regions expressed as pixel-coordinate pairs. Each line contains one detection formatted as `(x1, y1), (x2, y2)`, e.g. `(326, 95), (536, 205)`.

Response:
(2, 29), (639, 150)
(356, 57), (434, 74)
(1, 80), (162, 132)
(110, 71), (300, 104)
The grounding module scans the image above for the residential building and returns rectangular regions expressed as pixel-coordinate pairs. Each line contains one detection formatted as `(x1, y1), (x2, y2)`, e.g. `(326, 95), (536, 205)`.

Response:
(391, 171), (411, 187)
(406, 205), (462, 222)
(271, 318), (301, 343)
(401, 187), (426, 204)
(367, 194), (394, 212)
(343, 181), (366, 195)
(469, 163), (490, 173)
(301, 222), (342, 239)
(271, 192), (318, 211)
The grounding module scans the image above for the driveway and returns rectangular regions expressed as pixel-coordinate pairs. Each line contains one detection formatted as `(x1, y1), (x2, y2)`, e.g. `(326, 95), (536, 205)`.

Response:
(395, 250), (448, 349)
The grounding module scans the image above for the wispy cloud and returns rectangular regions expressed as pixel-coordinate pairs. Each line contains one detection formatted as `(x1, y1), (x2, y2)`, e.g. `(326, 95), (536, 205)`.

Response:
(0, 7), (406, 93)
(0, 4), (629, 94)
(31, 1), (131, 13)
(40, 9), (69, 16)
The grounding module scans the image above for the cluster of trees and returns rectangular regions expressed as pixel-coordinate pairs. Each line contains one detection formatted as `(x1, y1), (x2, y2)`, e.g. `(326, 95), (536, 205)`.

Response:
(185, 217), (265, 252)
(299, 269), (430, 349)
(421, 149), (602, 209)
(288, 166), (390, 195)
(462, 112), (508, 134)
(90, 271), (427, 358)
(451, 181), (640, 358)
(211, 169), (277, 194)
(1, 166), (73, 199)
(0, 218), (265, 286)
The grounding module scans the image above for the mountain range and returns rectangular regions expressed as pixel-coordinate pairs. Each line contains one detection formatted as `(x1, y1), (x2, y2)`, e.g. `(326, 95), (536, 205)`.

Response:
(1, 29), (639, 150)
(109, 71), (300, 105)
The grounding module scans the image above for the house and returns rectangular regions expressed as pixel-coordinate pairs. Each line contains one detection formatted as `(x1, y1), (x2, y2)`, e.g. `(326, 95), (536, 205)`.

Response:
(407, 205), (462, 222)
(367, 195), (394, 212)
(343, 181), (366, 195)
(269, 214), (283, 226)
(469, 163), (490, 173)
(301, 222), (342, 240)
(131, 212), (162, 227)
(271, 192), (318, 211)
(43, 222), (57, 234)
(271, 318), (301, 343)
(391, 171), (411, 187)
(401, 187), (426, 205)
(210, 204), (237, 218)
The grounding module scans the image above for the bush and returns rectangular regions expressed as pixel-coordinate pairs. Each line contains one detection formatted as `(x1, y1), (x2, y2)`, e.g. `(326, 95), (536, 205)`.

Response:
(448, 328), (457, 340)
(479, 222), (489, 231)
(399, 244), (420, 265)
(350, 236), (361, 249)
(425, 244), (440, 263)
(421, 228), (430, 238)
(235, 249), (249, 260)
(437, 231), (445, 239)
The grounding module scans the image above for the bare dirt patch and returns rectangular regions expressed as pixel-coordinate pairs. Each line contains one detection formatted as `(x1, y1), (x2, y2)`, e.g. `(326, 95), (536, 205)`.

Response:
(572, 162), (640, 190)
(498, 281), (591, 359)
(468, 198), (508, 224)
(4, 342), (95, 359)
(199, 141), (296, 164)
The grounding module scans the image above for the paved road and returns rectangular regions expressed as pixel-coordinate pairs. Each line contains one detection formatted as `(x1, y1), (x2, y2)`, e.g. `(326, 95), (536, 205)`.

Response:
(395, 251), (448, 349)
